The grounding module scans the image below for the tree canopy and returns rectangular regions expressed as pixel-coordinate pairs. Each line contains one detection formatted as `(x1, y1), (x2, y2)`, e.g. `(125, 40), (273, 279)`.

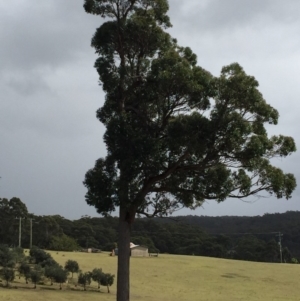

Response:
(82, 1), (296, 300)
(64, 259), (80, 278)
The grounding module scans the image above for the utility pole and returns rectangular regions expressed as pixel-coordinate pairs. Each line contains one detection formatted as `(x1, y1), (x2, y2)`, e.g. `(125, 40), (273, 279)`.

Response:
(16, 217), (25, 248)
(18, 217), (22, 248)
(276, 232), (283, 263)
(29, 218), (35, 249)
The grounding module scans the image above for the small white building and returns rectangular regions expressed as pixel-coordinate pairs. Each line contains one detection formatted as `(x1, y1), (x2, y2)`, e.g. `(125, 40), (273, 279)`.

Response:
(130, 243), (148, 257)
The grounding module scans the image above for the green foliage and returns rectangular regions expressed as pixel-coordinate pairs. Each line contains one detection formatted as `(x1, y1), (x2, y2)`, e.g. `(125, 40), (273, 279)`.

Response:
(44, 265), (57, 285)
(51, 265), (68, 289)
(29, 265), (43, 289)
(291, 258), (298, 264)
(83, 2), (296, 295)
(18, 261), (31, 284)
(235, 236), (268, 262)
(1, 267), (15, 287)
(91, 268), (104, 289)
(11, 247), (25, 264)
(100, 273), (115, 293)
(0, 245), (15, 268)
(282, 247), (292, 263)
(64, 259), (79, 278)
(0, 198), (28, 246)
(83, 0), (296, 231)
(78, 272), (92, 291)
(49, 234), (79, 251)
(29, 247), (57, 267)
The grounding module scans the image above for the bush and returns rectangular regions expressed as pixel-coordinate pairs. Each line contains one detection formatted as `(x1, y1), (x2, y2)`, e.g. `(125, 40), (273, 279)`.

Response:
(1, 268), (15, 287)
(0, 245), (15, 268)
(91, 268), (104, 289)
(29, 265), (43, 289)
(18, 261), (31, 284)
(52, 265), (68, 289)
(100, 273), (115, 293)
(49, 234), (79, 252)
(64, 260), (79, 278)
(29, 247), (58, 267)
(78, 272), (92, 291)
(12, 247), (25, 263)
(291, 258), (298, 264)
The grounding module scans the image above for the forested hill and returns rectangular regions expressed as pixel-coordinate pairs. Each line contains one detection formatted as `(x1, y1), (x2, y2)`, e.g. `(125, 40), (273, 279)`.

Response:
(1, 197), (300, 263)
(156, 211), (300, 236)
(152, 212), (300, 258)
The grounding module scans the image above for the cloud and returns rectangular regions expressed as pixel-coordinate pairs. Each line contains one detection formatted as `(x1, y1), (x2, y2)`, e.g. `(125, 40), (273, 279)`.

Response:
(169, 0), (300, 34)
(0, 0), (100, 72)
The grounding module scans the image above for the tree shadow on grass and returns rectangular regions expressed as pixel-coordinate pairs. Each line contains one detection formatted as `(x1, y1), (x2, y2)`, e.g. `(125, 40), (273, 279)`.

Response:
(221, 273), (250, 279)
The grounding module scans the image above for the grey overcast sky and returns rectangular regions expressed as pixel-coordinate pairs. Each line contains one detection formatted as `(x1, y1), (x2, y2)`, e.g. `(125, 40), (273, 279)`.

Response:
(1, 0), (299, 220)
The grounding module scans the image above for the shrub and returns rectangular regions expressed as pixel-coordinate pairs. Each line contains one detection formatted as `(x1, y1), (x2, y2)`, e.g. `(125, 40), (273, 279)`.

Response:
(18, 261), (31, 284)
(29, 265), (43, 289)
(100, 273), (115, 293)
(1, 268), (15, 287)
(91, 268), (104, 289)
(78, 272), (92, 291)
(64, 260), (79, 278)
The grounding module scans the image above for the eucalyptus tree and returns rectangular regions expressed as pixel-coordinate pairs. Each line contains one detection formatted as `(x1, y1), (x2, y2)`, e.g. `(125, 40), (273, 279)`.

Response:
(0, 198), (28, 245)
(83, 1), (296, 300)
(0, 245), (15, 268)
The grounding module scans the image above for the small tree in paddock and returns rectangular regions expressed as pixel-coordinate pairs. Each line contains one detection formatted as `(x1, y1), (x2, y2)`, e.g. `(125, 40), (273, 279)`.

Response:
(18, 261), (31, 284)
(52, 265), (68, 290)
(1, 268), (15, 287)
(101, 273), (115, 293)
(91, 268), (104, 289)
(64, 259), (79, 278)
(45, 265), (57, 285)
(41, 257), (58, 268)
(78, 272), (92, 291)
(29, 265), (43, 289)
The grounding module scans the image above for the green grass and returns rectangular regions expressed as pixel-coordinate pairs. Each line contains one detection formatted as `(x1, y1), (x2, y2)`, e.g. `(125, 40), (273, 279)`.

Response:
(1, 251), (300, 301)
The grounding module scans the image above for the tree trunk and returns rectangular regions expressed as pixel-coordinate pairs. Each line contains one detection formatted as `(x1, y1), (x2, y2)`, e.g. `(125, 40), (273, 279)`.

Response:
(117, 206), (132, 301)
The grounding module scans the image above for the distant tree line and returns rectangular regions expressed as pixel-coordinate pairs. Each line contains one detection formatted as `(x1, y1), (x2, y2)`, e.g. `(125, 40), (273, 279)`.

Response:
(0, 198), (299, 263)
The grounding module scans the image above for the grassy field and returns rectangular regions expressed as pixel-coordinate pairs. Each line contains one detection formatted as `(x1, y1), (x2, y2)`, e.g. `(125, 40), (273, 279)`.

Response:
(1, 251), (300, 301)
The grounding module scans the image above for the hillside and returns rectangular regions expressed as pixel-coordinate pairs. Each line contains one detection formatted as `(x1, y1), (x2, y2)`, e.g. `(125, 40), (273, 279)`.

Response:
(2, 251), (300, 301)
(1, 197), (300, 261)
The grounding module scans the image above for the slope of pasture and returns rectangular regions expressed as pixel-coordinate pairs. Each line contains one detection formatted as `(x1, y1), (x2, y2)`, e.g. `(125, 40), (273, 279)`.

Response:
(1, 251), (300, 301)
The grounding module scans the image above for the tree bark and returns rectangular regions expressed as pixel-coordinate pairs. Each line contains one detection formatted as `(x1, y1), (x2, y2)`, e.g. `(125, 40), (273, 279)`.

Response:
(117, 206), (132, 301)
